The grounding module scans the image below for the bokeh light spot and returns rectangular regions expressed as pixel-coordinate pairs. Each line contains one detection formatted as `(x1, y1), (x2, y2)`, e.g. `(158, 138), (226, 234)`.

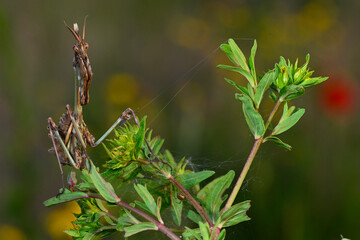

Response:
(0, 225), (27, 240)
(45, 201), (80, 239)
(319, 75), (359, 118)
(106, 74), (139, 105)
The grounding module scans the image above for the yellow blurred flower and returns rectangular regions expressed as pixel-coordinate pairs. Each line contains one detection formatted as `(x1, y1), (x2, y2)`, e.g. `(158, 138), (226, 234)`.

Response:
(0, 224), (27, 240)
(45, 201), (80, 239)
(106, 74), (140, 105)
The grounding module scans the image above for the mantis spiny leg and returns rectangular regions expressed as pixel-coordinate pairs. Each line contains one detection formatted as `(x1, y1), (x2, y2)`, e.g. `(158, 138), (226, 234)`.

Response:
(48, 117), (77, 194)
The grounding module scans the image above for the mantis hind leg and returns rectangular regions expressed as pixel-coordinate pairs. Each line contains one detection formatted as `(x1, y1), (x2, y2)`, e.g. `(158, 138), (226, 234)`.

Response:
(48, 117), (78, 196)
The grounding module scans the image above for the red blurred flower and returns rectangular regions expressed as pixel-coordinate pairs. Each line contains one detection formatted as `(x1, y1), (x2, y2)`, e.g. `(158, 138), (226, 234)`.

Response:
(318, 75), (359, 117)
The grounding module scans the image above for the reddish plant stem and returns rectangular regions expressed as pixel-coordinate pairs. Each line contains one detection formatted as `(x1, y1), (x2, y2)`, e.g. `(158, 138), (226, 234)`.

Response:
(169, 176), (214, 227)
(222, 100), (282, 213)
(222, 137), (263, 213)
(85, 193), (181, 240)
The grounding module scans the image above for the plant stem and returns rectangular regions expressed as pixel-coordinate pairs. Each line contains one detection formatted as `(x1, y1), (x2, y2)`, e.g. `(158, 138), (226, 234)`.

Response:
(150, 162), (214, 227)
(130, 110), (213, 227)
(169, 175), (214, 227)
(222, 137), (263, 212)
(222, 99), (282, 213)
(265, 99), (282, 130)
(87, 193), (181, 240)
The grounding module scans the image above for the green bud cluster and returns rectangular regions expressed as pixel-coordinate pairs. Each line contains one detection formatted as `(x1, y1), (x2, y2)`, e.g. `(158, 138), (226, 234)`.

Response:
(102, 124), (139, 170)
(273, 54), (328, 90)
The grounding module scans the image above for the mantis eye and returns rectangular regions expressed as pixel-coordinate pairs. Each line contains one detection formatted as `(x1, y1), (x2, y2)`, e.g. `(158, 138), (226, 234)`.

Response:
(73, 45), (79, 52)
(84, 43), (89, 49)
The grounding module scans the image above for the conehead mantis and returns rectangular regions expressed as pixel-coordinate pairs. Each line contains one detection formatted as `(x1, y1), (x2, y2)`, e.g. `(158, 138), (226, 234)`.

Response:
(47, 19), (170, 193)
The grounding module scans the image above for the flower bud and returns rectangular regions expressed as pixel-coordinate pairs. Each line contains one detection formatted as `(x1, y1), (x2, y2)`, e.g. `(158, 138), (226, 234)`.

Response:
(274, 65), (289, 89)
(294, 54), (310, 84)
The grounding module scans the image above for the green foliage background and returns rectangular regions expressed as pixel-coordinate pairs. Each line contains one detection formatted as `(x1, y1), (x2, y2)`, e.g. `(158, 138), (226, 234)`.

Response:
(0, 0), (359, 239)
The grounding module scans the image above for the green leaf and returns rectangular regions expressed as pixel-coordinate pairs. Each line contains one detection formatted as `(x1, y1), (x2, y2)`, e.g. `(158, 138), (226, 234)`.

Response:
(156, 197), (163, 223)
(247, 83), (255, 100)
(186, 210), (203, 224)
(228, 39), (250, 73)
(217, 229), (226, 240)
(272, 108), (305, 135)
(217, 65), (255, 88)
(44, 189), (88, 207)
(264, 136), (292, 150)
(248, 40), (257, 82)
(235, 94), (265, 139)
(134, 200), (151, 214)
(124, 222), (158, 238)
(134, 116), (146, 158)
(177, 170), (215, 189)
(87, 162), (119, 203)
(279, 85), (305, 101)
(197, 171), (235, 221)
(269, 91), (278, 102)
(199, 222), (210, 240)
(224, 78), (250, 98)
(134, 184), (157, 216)
(220, 43), (236, 65)
(183, 227), (201, 240)
(219, 200), (251, 227)
(171, 188), (183, 226)
(254, 71), (275, 109)
(83, 228), (115, 240)
(300, 76), (328, 87)
(279, 102), (295, 123)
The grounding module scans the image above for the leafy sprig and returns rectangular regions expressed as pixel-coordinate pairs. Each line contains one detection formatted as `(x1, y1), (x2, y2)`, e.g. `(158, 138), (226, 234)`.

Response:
(45, 38), (327, 240)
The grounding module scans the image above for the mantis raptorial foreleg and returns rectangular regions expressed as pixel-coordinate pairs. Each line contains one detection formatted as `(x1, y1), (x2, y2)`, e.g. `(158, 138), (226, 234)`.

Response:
(91, 108), (134, 147)
(88, 107), (173, 170)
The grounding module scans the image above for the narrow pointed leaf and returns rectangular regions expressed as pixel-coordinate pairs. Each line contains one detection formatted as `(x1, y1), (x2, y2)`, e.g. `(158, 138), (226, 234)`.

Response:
(171, 188), (183, 226)
(177, 170), (215, 189)
(88, 162), (119, 203)
(235, 94), (265, 139)
(224, 78), (250, 98)
(217, 65), (255, 87)
(156, 197), (163, 223)
(248, 40), (257, 82)
(247, 83), (255, 100)
(183, 227), (202, 240)
(228, 39), (250, 72)
(217, 229), (226, 240)
(264, 136), (292, 150)
(199, 222), (210, 240)
(254, 71), (274, 108)
(220, 43), (236, 65)
(218, 200), (251, 227)
(197, 170), (235, 221)
(272, 108), (305, 135)
(186, 210), (202, 224)
(134, 184), (157, 216)
(134, 116), (146, 158)
(124, 222), (158, 238)
(44, 189), (88, 207)
(300, 77), (328, 87)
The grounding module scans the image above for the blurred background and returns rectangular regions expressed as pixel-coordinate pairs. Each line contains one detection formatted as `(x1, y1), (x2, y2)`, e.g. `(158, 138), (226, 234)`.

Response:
(0, 0), (359, 239)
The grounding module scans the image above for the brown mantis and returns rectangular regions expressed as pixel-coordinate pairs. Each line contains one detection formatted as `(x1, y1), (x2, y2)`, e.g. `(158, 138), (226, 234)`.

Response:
(48, 19), (170, 193)
(47, 20), (137, 192)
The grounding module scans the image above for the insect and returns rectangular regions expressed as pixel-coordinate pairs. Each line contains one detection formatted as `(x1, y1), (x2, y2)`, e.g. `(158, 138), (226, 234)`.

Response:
(48, 20), (170, 192)
(47, 20), (134, 192)
(65, 17), (93, 106)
